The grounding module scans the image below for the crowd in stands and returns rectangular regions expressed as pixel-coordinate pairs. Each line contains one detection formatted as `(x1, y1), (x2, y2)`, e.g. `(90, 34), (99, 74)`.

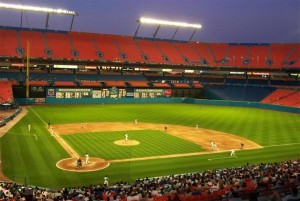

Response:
(0, 159), (299, 201)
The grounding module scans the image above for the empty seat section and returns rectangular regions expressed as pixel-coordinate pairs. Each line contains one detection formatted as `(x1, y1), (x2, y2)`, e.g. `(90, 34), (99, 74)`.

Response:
(270, 44), (293, 68)
(173, 83), (191, 88)
(174, 42), (201, 64)
(154, 41), (186, 64)
(0, 81), (14, 104)
(20, 31), (47, 58)
(189, 42), (214, 65)
(249, 46), (270, 68)
(0, 29), (19, 57)
(284, 44), (300, 67)
(104, 81), (125, 87)
(54, 81), (75, 86)
(274, 91), (300, 106)
(80, 81), (101, 87)
(112, 35), (144, 62)
(92, 34), (122, 61)
(208, 43), (228, 66)
(192, 82), (203, 88)
(46, 32), (73, 59)
(135, 40), (166, 63)
(68, 32), (99, 60)
(261, 89), (296, 103)
(152, 82), (171, 88)
(127, 81), (149, 87)
(228, 45), (248, 67)
(52, 71), (75, 87)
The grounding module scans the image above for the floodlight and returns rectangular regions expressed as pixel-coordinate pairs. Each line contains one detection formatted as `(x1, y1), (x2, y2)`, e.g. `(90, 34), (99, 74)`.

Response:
(135, 17), (201, 41)
(140, 17), (201, 29)
(0, 3), (78, 16)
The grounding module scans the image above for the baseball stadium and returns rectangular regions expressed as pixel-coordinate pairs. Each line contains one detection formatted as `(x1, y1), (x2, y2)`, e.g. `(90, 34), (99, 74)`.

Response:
(0, 1), (299, 201)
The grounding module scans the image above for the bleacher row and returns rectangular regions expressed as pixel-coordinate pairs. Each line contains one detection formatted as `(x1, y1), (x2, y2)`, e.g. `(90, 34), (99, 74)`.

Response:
(261, 89), (300, 108)
(0, 81), (14, 104)
(0, 27), (299, 68)
(0, 69), (202, 89)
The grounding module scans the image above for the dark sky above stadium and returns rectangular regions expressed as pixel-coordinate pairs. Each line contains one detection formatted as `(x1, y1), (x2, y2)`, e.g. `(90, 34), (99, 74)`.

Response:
(0, 0), (299, 43)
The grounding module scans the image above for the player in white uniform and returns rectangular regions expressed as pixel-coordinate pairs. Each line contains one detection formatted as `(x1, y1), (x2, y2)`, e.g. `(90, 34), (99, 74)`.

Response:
(104, 175), (109, 186)
(230, 149), (235, 157)
(85, 152), (89, 165)
(28, 124), (31, 132)
(210, 141), (214, 151)
(125, 133), (128, 141)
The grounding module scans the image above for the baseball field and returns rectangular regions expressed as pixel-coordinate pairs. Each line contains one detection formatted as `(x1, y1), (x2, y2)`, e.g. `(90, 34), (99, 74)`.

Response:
(0, 103), (299, 189)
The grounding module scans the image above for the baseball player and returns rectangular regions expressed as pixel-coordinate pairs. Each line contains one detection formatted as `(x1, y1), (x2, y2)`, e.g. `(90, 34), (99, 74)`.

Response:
(135, 119), (138, 124)
(195, 124), (198, 130)
(125, 133), (128, 141)
(104, 175), (109, 186)
(28, 124), (31, 132)
(210, 141), (214, 151)
(213, 142), (218, 151)
(85, 152), (89, 165)
(230, 149), (235, 157)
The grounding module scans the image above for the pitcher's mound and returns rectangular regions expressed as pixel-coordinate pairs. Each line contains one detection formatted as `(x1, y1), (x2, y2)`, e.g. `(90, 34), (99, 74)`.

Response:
(114, 140), (140, 146)
(56, 157), (110, 172)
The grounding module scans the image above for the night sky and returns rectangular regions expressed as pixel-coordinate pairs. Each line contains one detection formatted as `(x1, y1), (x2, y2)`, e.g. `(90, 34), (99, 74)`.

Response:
(0, 0), (299, 43)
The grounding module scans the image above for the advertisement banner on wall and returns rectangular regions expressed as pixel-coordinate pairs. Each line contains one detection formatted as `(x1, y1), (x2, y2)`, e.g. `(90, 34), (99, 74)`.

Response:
(54, 88), (93, 98)
(47, 88), (56, 97)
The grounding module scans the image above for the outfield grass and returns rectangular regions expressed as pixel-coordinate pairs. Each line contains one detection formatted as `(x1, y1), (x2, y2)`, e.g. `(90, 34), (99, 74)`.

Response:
(1, 103), (299, 189)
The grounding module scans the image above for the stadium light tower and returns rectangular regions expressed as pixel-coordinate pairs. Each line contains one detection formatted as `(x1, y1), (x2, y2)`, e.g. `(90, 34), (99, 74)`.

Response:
(134, 17), (202, 41)
(0, 3), (78, 31)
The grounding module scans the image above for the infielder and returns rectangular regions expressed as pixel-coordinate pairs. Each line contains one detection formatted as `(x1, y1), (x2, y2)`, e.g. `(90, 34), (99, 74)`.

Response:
(195, 124), (198, 130)
(28, 124), (31, 132)
(210, 141), (214, 151)
(230, 149), (235, 157)
(213, 142), (218, 151)
(85, 152), (89, 165)
(135, 119), (138, 124)
(125, 133), (128, 141)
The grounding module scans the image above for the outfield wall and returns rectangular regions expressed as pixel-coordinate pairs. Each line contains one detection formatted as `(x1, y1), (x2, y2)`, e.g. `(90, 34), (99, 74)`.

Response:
(183, 98), (300, 114)
(14, 97), (300, 114)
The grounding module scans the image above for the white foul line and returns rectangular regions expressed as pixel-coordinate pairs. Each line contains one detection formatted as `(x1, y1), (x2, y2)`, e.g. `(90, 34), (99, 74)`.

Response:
(29, 106), (80, 159)
(208, 156), (237, 161)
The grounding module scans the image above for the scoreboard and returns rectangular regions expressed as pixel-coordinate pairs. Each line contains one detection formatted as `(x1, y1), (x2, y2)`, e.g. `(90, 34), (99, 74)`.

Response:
(133, 89), (171, 98)
(47, 88), (171, 98)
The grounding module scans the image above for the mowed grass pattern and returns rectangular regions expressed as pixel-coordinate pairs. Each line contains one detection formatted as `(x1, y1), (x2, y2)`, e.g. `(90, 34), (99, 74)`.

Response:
(63, 130), (204, 160)
(1, 103), (299, 188)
